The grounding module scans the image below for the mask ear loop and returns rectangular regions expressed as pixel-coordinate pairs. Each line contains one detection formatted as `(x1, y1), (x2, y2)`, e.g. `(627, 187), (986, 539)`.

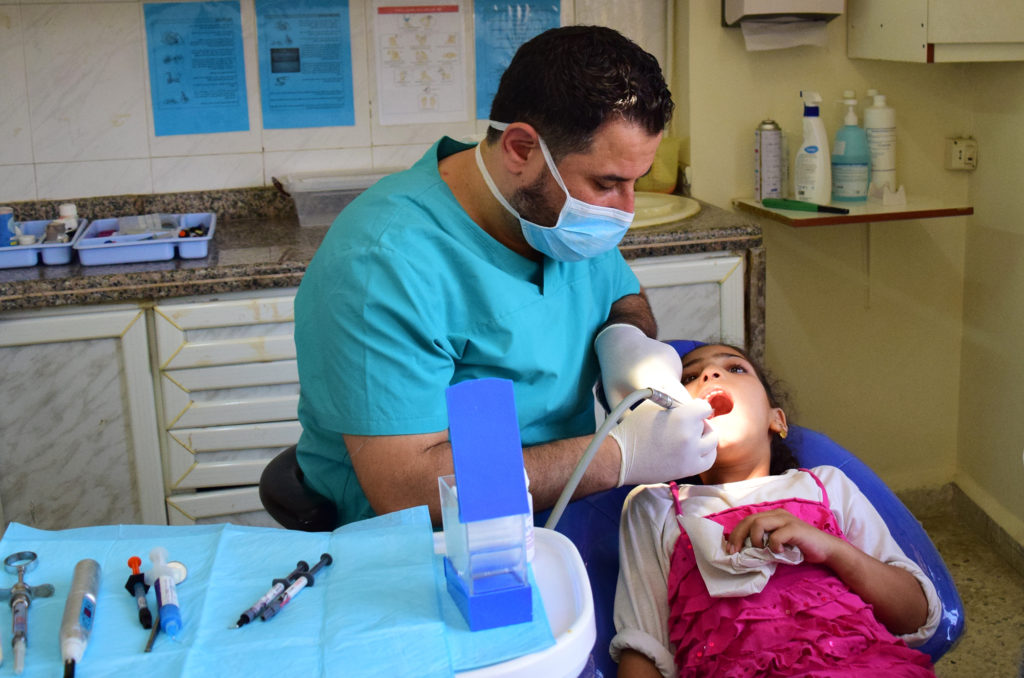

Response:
(474, 142), (522, 219)
(487, 121), (572, 201)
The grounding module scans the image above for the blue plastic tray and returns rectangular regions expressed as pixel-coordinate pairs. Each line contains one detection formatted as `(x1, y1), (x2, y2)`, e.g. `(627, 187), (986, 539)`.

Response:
(0, 218), (87, 269)
(73, 213), (215, 266)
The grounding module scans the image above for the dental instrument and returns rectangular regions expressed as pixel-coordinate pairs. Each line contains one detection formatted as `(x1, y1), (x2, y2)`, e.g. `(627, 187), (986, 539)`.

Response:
(144, 547), (185, 641)
(234, 560), (309, 628)
(260, 553), (332, 622)
(761, 198), (850, 214)
(59, 559), (101, 678)
(143, 614), (161, 653)
(124, 556), (153, 629)
(544, 388), (679, 531)
(1, 551), (55, 675)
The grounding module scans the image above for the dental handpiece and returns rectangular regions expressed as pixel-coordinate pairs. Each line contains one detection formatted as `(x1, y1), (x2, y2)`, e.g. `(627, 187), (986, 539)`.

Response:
(645, 388), (678, 410)
(60, 559), (101, 678)
(544, 387), (678, 531)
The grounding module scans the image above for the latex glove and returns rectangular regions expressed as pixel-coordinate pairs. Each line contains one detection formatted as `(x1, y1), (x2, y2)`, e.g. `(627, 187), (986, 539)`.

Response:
(609, 397), (718, 487)
(594, 324), (688, 409)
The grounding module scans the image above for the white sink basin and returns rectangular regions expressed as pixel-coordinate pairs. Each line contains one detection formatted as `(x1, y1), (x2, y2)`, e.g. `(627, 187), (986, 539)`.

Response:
(631, 192), (700, 229)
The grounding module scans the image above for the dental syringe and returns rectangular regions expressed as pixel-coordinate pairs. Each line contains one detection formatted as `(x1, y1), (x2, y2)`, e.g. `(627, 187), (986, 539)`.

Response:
(233, 560), (309, 628)
(145, 547), (183, 640)
(1, 551), (55, 675)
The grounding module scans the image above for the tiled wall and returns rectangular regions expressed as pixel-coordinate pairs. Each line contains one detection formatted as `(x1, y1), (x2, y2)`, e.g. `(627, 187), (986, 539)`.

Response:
(0, 1), (475, 203)
(0, 0), (671, 204)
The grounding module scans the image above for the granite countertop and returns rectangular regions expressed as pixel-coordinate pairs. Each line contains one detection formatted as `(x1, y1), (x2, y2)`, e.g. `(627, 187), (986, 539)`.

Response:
(0, 195), (760, 313)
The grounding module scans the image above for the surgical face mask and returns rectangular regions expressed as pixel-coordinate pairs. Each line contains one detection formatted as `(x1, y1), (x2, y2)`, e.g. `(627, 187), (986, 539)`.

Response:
(474, 122), (634, 262)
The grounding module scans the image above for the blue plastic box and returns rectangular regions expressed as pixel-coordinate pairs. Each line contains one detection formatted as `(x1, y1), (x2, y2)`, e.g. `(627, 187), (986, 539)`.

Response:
(73, 213), (215, 266)
(0, 218), (87, 269)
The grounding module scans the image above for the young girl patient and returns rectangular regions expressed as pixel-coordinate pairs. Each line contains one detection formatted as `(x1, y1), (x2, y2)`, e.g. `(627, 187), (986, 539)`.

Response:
(611, 343), (940, 677)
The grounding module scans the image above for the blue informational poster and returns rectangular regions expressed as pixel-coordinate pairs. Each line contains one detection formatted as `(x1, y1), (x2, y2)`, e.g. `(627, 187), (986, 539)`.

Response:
(255, 0), (356, 129)
(474, 2), (560, 120)
(144, 2), (250, 136)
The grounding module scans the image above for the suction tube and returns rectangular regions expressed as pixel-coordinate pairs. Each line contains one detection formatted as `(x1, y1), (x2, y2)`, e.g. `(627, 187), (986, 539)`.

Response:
(544, 388), (675, 530)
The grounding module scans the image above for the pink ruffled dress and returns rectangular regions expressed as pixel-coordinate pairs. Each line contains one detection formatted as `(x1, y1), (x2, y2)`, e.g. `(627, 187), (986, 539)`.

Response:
(666, 471), (935, 677)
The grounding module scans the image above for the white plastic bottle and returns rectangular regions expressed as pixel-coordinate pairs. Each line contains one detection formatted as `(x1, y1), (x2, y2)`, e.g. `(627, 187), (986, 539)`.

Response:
(831, 94), (870, 201)
(864, 93), (896, 192)
(794, 91), (831, 204)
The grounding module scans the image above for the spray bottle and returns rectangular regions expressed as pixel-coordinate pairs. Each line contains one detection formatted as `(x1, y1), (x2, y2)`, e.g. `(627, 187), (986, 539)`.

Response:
(864, 92), (897, 192)
(831, 91), (871, 201)
(794, 91), (831, 204)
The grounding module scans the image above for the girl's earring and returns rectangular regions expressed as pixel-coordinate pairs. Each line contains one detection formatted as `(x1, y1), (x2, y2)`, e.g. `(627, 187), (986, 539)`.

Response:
(778, 428), (788, 440)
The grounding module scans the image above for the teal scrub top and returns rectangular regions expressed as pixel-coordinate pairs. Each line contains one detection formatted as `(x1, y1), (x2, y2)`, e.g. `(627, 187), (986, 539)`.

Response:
(294, 137), (640, 523)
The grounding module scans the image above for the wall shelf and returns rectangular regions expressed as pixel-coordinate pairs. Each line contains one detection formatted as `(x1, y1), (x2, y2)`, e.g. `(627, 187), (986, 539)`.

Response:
(733, 197), (973, 228)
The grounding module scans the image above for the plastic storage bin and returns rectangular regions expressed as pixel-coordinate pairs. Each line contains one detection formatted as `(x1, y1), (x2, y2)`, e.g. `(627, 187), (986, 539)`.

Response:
(0, 218), (87, 269)
(73, 213), (215, 266)
(278, 169), (398, 227)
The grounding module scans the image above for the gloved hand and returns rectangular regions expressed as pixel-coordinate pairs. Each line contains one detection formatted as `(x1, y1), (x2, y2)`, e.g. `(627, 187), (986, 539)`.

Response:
(594, 324), (689, 409)
(609, 396), (718, 486)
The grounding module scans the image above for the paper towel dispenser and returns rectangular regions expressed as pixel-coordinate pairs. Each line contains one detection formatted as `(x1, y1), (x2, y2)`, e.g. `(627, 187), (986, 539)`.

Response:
(722, 0), (844, 27)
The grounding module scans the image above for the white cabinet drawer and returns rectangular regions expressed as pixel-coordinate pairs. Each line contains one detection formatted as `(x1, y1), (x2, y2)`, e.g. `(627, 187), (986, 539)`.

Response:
(165, 421), (302, 489)
(154, 291), (302, 520)
(166, 486), (277, 526)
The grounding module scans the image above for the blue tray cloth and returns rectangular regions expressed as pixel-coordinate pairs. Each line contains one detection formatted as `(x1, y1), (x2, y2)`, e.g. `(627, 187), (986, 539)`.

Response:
(0, 507), (554, 677)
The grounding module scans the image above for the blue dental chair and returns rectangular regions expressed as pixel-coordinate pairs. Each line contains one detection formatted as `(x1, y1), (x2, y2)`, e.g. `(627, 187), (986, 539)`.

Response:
(539, 340), (964, 677)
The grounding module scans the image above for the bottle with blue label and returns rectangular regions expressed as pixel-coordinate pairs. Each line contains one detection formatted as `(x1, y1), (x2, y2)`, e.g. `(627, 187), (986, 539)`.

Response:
(794, 91), (831, 204)
(831, 93), (871, 201)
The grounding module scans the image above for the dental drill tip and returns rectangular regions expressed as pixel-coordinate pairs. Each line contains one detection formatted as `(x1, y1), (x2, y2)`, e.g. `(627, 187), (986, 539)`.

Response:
(64, 659), (76, 678)
(13, 638), (25, 674)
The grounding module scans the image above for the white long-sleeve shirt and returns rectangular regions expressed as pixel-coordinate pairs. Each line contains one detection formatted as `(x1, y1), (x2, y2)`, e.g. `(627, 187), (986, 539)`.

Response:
(611, 467), (941, 677)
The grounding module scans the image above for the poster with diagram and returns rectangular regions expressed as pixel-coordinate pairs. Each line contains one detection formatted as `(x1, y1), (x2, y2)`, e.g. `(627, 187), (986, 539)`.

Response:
(474, 2), (560, 120)
(373, 2), (468, 126)
(255, 0), (355, 129)
(144, 1), (249, 136)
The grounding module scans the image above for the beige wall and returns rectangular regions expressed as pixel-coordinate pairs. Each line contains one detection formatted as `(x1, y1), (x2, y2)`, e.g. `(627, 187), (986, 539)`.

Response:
(678, 2), (1024, 544)
(679, 2), (971, 488)
(958, 62), (1024, 544)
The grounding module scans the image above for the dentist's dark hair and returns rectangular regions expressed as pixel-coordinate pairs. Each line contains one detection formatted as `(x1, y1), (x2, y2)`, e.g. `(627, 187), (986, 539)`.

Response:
(487, 25), (674, 160)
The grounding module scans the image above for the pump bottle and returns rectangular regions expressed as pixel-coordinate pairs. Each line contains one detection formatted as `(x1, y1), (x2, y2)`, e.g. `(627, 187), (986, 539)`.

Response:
(794, 91), (831, 204)
(864, 93), (896, 192)
(831, 93), (870, 201)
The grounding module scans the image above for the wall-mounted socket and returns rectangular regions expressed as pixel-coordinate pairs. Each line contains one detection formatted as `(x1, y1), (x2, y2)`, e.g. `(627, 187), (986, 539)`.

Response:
(945, 137), (978, 171)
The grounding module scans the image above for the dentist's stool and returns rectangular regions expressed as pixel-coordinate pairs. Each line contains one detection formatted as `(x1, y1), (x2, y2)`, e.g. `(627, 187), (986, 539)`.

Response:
(259, 445), (338, 531)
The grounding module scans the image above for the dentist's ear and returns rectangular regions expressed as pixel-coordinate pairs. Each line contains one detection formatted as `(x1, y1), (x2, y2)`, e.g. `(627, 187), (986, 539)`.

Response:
(769, 408), (788, 438)
(498, 123), (541, 172)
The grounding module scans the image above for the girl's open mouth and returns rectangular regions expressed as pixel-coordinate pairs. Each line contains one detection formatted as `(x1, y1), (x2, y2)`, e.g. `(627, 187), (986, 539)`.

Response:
(703, 389), (734, 418)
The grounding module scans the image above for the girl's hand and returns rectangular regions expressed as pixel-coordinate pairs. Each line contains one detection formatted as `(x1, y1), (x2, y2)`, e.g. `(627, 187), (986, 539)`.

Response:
(725, 509), (931, 636)
(724, 508), (843, 563)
